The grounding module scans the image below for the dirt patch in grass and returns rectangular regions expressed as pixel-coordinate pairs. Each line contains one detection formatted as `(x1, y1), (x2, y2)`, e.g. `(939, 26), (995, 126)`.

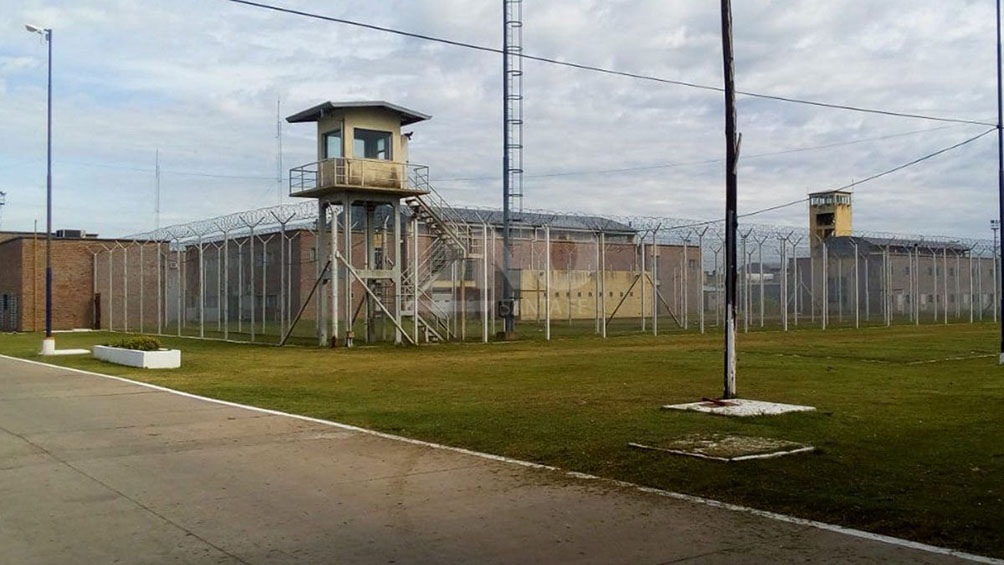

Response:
(630, 434), (813, 461)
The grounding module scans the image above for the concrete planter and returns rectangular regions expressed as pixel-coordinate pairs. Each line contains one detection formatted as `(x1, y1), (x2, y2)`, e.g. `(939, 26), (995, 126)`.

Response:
(92, 345), (181, 369)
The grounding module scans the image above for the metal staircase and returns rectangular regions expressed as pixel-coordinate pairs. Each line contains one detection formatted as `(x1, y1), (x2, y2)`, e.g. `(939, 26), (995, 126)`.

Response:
(395, 166), (481, 342)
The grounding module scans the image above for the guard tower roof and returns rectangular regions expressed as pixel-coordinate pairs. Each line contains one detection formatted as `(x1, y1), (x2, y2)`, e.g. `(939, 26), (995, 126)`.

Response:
(807, 189), (852, 197)
(285, 101), (431, 125)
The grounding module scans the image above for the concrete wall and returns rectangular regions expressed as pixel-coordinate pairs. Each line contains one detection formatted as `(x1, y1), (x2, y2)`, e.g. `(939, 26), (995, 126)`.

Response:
(317, 108), (405, 162)
(92, 241), (168, 332)
(793, 250), (997, 319)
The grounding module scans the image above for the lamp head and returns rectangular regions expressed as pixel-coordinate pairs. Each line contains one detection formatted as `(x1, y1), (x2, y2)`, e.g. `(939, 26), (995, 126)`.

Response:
(25, 24), (49, 37)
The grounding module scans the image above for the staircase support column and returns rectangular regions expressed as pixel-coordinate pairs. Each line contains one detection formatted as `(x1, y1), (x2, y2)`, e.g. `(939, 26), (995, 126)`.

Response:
(344, 198), (354, 347)
(317, 200), (328, 346)
(413, 215), (420, 344)
(365, 204), (376, 344)
(393, 203), (402, 345)
(331, 202), (339, 345)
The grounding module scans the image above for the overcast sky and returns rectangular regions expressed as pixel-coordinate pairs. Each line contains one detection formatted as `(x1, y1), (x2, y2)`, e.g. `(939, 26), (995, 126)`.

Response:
(0, 0), (1000, 240)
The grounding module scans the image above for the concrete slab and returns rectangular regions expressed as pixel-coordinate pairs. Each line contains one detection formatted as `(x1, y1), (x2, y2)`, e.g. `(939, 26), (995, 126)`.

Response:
(0, 355), (992, 564)
(41, 348), (91, 356)
(662, 398), (817, 417)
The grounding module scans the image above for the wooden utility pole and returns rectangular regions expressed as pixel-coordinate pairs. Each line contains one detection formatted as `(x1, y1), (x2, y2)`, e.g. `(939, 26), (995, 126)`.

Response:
(720, 0), (739, 398)
(996, 0), (1004, 364)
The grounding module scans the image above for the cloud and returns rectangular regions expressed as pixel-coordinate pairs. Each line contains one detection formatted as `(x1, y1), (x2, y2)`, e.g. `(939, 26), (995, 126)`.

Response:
(0, 0), (998, 241)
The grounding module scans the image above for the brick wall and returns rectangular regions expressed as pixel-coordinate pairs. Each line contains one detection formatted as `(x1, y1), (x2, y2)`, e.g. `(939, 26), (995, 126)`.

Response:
(0, 239), (25, 331)
(17, 238), (98, 331)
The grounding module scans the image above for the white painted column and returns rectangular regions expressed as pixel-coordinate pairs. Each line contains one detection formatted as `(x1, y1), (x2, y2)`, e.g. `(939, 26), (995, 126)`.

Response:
(482, 223), (489, 343)
(545, 225), (551, 342)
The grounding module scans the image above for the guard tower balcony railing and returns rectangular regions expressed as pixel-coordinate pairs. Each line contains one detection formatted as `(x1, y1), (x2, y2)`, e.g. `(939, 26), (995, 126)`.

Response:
(289, 158), (430, 197)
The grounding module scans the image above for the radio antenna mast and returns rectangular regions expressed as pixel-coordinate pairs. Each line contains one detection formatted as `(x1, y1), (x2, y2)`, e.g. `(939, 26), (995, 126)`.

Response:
(276, 96), (284, 207)
(155, 150), (161, 230)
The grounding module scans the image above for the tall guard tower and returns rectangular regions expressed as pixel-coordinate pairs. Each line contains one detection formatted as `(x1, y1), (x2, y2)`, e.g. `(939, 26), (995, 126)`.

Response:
(808, 189), (852, 250)
(288, 101), (461, 347)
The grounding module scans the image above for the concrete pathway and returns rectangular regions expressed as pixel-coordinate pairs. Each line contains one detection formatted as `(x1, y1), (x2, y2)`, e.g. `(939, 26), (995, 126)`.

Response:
(0, 356), (993, 564)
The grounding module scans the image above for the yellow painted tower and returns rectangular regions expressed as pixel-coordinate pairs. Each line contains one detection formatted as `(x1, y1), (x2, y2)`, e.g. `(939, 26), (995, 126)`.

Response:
(808, 190), (852, 249)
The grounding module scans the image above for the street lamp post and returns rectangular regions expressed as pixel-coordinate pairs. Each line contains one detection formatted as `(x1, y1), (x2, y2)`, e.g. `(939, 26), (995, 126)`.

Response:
(26, 24), (54, 354)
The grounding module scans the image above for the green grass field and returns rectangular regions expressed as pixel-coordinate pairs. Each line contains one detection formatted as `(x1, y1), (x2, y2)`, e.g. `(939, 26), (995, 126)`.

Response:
(2, 323), (1002, 558)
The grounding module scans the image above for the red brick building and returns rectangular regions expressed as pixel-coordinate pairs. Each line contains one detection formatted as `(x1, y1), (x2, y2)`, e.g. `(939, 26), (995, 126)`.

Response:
(0, 231), (163, 332)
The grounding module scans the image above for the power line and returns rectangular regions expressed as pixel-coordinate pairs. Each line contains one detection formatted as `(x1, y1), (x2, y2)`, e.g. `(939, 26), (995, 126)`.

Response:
(666, 127), (996, 230)
(63, 159), (276, 180)
(740, 127), (995, 219)
(825, 127), (996, 196)
(226, 0), (995, 127)
(435, 124), (968, 183)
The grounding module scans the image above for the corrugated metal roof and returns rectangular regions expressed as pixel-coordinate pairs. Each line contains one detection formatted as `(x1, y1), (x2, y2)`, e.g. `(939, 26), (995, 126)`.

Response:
(286, 101), (431, 125)
(324, 206), (636, 234)
(825, 235), (969, 254)
(446, 208), (636, 234)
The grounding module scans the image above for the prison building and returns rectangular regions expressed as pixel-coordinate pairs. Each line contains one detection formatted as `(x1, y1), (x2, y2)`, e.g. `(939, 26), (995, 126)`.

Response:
(436, 208), (702, 324)
(795, 190), (997, 321)
(155, 205), (703, 341)
(0, 230), (165, 332)
(794, 236), (996, 321)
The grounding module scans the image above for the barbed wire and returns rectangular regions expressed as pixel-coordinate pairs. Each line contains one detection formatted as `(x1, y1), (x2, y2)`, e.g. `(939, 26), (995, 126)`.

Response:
(125, 202), (997, 263)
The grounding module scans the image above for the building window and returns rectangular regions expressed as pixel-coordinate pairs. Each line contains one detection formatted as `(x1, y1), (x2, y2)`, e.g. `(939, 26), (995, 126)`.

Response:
(324, 130), (342, 159)
(353, 129), (392, 160)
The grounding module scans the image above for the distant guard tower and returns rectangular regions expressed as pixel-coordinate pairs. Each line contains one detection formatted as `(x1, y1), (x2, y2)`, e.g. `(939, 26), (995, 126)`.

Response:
(808, 190), (852, 250)
(287, 100), (466, 347)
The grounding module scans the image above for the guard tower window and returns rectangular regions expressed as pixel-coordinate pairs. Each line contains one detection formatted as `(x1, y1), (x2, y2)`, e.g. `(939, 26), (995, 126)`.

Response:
(354, 129), (392, 160)
(324, 130), (342, 159)
(816, 213), (835, 226)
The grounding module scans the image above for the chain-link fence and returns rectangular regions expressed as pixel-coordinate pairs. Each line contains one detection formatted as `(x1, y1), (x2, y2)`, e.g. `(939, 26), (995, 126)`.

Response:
(98, 202), (999, 346)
